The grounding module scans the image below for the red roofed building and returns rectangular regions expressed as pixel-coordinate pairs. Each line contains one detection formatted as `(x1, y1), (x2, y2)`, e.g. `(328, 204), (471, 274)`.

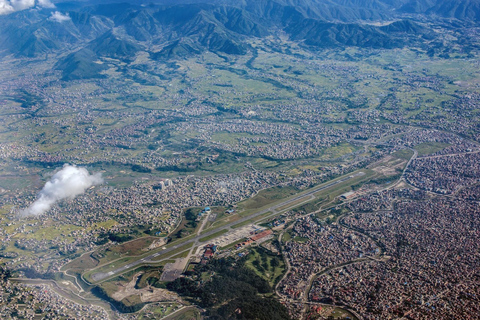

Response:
(203, 248), (214, 259)
(250, 229), (273, 241)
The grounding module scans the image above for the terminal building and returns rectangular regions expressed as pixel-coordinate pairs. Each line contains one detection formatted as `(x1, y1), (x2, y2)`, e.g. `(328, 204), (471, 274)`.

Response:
(340, 191), (356, 200)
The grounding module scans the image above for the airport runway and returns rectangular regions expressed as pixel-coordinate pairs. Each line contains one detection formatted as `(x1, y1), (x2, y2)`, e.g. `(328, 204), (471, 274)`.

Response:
(90, 172), (365, 282)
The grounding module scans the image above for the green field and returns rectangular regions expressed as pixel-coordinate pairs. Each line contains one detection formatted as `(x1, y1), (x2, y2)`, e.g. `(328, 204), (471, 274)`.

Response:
(238, 186), (299, 211)
(330, 307), (358, 319)
(414, 142), (451, 156)
(137, 303), (183, 320)
(392, 149), (415, 161)
(199, 229), (229, 243)
(167, 308), (202, 320)
(245, 247), (285, 287)
(171, 208), (202, 239)
(135, 269), (164, 289)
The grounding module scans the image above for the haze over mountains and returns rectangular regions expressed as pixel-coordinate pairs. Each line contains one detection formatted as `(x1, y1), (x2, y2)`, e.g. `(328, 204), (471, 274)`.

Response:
(0, 0), (479, 80)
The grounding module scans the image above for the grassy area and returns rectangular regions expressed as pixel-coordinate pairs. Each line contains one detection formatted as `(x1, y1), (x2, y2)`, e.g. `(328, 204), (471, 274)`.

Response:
(202, 206), (229, 230)
(171, 208), (201, 240)
(172, 206), (229, 239)
(92, 219), (118, 229)
(293, 236), (309, 243)
(205, 213), (242, 231)
(169, 308), (202, 320)
(199, 229), (229, 243)
(281, 231), (292, 243)
(238, 186), (299, 211)
(151, 244), (193, 261)
(170, 250), (191, 259)
(218, 238), (248, 251)
(244, 247), (285, 286)
(121, 294), (143, 307)
(109, 237), (156, 255)
(231, 210), (276, 228)
(97, 281), (122, 300)
(135, 269), (164, 289)
(392, 149), (415, 161)
(91, 247), (129, 267)
(290, 197), (327, 214)
(62, 253), (99, 274)
(313, 170), (376, 199)
(415, 142), (451, 156)
(23, 224), (83, 242)
(319, 142), (361, 161)
(282, 229), (309, 244)
(330, 307), (357, 319)
(137, 303), (182, 319)
(83, 257), (132, 283)
(275, 196), (315, 212)
(318, 207), (348, 223)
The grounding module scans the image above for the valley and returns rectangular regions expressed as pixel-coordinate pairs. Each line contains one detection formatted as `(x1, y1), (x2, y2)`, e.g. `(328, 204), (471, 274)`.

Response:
(1, 0), (480, 319)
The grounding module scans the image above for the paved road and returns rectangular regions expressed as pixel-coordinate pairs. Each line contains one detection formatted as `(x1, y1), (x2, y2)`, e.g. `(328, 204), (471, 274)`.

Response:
(90, 172), (365, 283)
(400, 148), (417, 182)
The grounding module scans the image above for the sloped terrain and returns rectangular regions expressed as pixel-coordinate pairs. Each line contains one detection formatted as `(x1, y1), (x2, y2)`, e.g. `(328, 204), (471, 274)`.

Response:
(0, 0), (477, 78)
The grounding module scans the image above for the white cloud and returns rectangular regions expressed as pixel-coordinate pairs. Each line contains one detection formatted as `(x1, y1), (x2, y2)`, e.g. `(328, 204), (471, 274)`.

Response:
(0, 0), (55, 15)
(0, 1), (15, 15)
(38, 0), (54, 8)
(48, 10), (70, 22)
(11, 0), (35, 11)
(20, 164), (103, 217)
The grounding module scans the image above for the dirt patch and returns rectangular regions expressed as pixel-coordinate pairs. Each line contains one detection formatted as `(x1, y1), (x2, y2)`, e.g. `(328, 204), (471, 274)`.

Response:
(63, 252), (99, 273)
(111, 273), (180, 303)
(136, 270), (163, 289)
(368, 155), (394, 168)
(139, 287), (179, 303)
(371, 156), (406, 176)
(160, 258), (189, 282)
(146, 237), (168, 251)
(395, 181), (418, 190)
(372, 165), (399, 176)
(110, 237), (155, 255)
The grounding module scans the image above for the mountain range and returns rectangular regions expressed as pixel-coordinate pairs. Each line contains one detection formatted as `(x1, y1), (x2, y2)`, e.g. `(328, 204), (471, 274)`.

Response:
(0, 0), (478, 80)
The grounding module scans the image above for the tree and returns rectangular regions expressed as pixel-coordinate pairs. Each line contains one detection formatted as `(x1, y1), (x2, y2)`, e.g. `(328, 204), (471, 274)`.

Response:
(271, 256), (280, 268)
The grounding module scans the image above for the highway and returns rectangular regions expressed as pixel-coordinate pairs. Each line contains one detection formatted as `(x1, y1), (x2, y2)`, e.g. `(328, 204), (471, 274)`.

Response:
(90, 171), (365, 283)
